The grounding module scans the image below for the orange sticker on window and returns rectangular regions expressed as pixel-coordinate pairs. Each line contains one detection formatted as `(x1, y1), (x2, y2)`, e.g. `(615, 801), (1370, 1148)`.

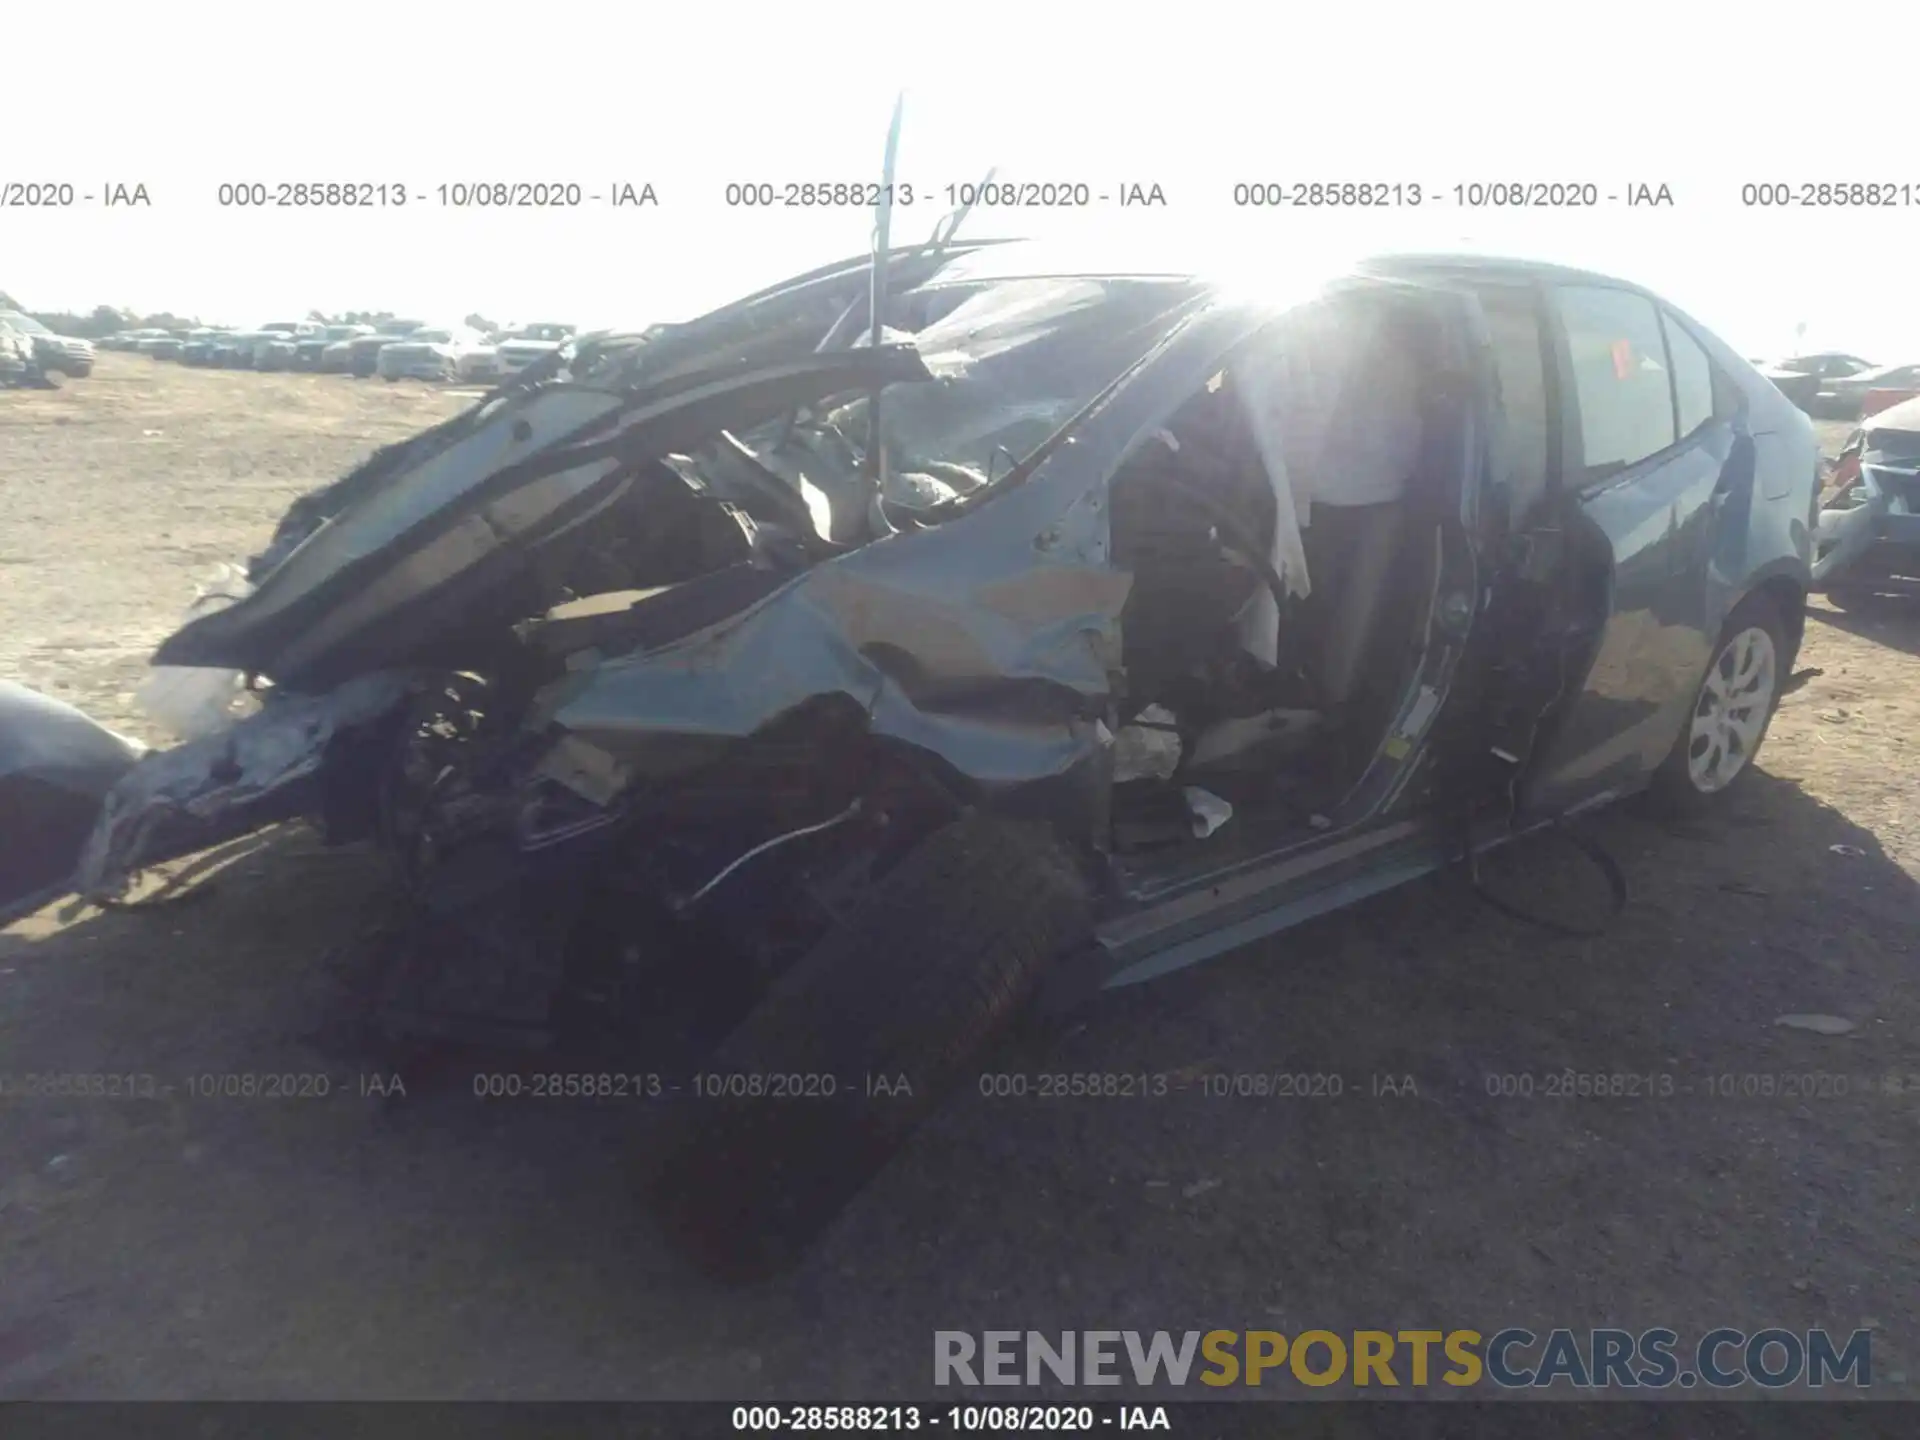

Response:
(1611, 339), (1634, 379)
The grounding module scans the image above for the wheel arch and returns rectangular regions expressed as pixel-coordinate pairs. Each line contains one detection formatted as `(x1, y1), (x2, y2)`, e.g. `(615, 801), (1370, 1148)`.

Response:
(1740, 568), (1807, 670)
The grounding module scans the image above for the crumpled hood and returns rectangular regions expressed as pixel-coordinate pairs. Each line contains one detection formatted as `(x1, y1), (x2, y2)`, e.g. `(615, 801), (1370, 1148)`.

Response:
(152, 344), (938, 689)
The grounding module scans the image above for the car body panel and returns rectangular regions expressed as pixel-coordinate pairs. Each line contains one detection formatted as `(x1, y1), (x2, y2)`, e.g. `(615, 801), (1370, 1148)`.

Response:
(1815, 396), (1920, 595)
(1519, 282), (1807, 819)
(0, 682), (145, 922)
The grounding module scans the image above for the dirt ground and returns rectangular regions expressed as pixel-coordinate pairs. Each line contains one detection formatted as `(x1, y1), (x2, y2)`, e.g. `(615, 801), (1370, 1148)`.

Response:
(1, 356), (1916, 1400)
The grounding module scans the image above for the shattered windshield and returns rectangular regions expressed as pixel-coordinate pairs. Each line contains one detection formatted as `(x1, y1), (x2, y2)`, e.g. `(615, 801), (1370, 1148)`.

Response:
(819, 275), (1204, 485)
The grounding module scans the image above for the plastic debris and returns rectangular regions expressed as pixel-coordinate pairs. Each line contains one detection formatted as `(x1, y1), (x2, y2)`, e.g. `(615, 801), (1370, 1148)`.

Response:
(1113, 704), (1182, 782)
(1184, 786), (1233, 839)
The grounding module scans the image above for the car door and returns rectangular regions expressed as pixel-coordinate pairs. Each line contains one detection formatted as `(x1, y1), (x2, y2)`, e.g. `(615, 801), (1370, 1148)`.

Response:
(1515, 284), (1748, 817)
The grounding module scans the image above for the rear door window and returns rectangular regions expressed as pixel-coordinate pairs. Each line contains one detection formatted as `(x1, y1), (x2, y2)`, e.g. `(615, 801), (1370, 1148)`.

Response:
(1553, 285), (1676, 481)
(1475, 285), (1552, 521)
(1661, 312), (1717, 441)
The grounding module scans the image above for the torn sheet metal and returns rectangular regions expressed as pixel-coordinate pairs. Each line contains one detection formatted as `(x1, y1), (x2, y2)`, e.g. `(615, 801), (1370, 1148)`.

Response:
(75, 672), (415, 899)
(155, 348), (937, 689)
(535, 298), (1285, 800)
(539, 483), (1133, 791)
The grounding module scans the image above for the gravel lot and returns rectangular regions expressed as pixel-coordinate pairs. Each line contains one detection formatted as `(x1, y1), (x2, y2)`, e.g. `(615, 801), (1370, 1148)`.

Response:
(2, 356), (1916, 1399)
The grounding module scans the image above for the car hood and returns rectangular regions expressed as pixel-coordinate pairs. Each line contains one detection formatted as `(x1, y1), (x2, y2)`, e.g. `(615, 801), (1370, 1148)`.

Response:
(1865, 394), (1920, 435)
(154, 344), (938, 689)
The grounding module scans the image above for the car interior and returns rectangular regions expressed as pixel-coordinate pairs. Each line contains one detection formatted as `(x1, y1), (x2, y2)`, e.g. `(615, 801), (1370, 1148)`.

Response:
(1104, 290), (1451, 853)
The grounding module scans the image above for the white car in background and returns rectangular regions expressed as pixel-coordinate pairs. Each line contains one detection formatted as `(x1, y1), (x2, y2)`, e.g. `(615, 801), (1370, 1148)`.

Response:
(493, 322), (576, 378)
(376, 326), (489, 381)
(454, 323), (575, 382)
(0, 312), (96, 378)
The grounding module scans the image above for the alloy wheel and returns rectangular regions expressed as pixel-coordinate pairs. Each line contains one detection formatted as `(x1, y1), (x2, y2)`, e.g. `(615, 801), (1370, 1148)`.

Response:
(1687, 625), (1778, 793)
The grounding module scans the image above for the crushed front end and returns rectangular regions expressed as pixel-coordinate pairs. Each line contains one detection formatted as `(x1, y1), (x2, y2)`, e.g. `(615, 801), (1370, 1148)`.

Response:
(1815, 399), (1920, 599)
(70, 247), (1203, 1050)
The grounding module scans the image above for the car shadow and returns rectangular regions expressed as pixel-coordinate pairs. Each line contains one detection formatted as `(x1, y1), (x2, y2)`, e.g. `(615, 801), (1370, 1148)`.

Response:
(1, 759), (1916, 1397)
(1806, 592), (1920, 658)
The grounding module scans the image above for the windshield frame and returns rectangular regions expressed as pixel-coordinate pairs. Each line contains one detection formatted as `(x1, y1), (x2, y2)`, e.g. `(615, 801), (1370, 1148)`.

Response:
(808, 270), (1210, 493)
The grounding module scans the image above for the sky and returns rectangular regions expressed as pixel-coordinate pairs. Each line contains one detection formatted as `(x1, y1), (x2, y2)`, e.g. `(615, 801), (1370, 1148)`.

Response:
(7, 0), (1918, 359)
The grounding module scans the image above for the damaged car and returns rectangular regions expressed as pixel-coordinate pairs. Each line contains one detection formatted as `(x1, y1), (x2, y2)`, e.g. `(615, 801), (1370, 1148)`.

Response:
(1, 235), (1818, 1279)
(1814, 393), (1920, 604)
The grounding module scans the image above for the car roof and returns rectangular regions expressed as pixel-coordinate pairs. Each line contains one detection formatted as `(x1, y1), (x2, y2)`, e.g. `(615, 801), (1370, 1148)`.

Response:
(926, 238), (1665, 301)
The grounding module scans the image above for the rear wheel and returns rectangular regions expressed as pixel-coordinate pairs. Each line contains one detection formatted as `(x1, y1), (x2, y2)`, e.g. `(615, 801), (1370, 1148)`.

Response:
(1647, 592), (1788, 813)
(646, 812), (1092, 1281)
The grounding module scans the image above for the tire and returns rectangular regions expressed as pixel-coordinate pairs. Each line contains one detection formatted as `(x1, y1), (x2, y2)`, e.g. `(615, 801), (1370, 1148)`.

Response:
(646, 812), (1092, 1281)
(1646, 592), (1789, 814)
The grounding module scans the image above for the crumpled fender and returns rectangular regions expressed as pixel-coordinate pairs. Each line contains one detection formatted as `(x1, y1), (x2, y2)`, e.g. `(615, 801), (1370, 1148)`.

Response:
(531, 299), (1281, 808)
(536, 484), (1131, 793)
(72, 672), (415, 900)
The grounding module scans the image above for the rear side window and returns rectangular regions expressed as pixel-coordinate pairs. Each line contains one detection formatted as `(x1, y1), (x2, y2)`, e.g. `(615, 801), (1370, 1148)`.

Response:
(1476, 286), (1552, 521)
(1662, 312), (1716, 441)
(1553, 285), (1675, 479)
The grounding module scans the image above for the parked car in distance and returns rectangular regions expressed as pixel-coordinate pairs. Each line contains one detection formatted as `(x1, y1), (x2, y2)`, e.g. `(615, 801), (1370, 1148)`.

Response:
(178, 329), (217, 365)
(454, 334), (505, 383)
(0, 319), (39, 385)
(492, 322), (576, 378)
(1779, 352), (1876, 380)
(110, 328), (168, 354)
(0, 312), (96, 378)
(133, 330), (188, 356)
(1820, 361), (1920, 418)
(345, 322), (425, 378)
(212, 331), (265, 368)
(1814, 393), (1920, 604)
(298, 324), (373, 371)
(148, 334), (187, 361)
(376, 326), (487, 382)
(253, 322), (327, 371)
(208, 332), (256, 367)
(112, 328), (170, 353)
(1755, 363), (1819, 412)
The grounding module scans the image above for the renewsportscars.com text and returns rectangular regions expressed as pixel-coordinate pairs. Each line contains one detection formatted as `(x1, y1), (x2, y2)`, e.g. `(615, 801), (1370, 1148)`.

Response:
(934, 1328), (1872, 1390)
